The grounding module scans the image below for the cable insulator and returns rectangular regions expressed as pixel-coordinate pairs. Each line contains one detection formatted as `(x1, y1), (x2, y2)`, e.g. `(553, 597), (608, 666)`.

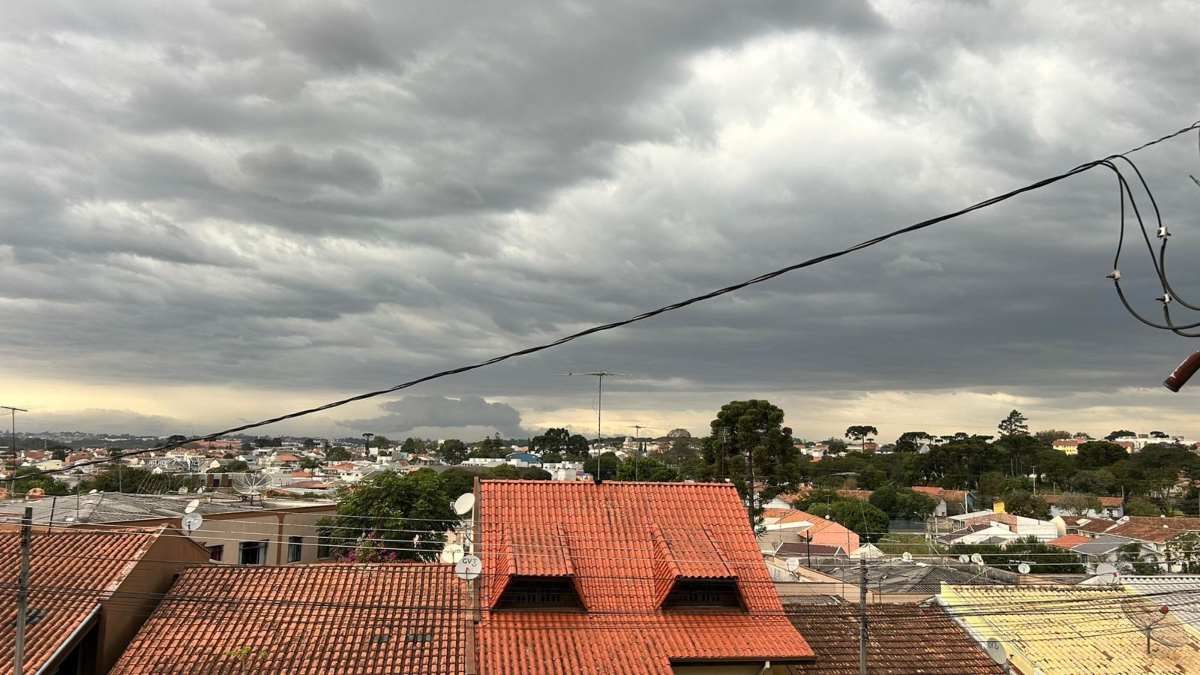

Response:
(1157, 292), (1173, 304)
(1157, 225), (1172, 238)
(1106, 270), (1121, 280)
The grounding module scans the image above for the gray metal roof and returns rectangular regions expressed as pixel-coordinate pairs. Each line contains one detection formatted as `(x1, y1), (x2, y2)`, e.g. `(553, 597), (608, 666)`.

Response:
(0, 491), (333, 525)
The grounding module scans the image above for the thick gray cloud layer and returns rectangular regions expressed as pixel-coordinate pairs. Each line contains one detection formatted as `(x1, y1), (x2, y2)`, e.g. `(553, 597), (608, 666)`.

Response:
(3, 1), (1200, 438)
(342, 396), (524, 437)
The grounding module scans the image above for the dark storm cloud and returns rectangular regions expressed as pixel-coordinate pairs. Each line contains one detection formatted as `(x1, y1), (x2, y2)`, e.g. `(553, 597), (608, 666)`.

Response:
(340, 396), (524, 437)
(4, 1), (1200, 437)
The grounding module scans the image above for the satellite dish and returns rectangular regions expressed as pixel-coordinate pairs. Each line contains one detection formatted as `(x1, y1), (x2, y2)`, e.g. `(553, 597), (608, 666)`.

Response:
(181, 512), (203, 534)
(901, 552), (913, 563)
(184, 499), (200, 514)
(984, 638), (1008, 666)
(970, 553), (985, 565)
(453, 493), (475, 516)
(209, 460), (221, 470)
(177, 487), (188, 495)
(454, 555), (482, 581)
(786, 557), (801, 572)
(88, 489), (99, 495)
(1018, 563), (1031, 574)
(958, 554), (971, 564)
(441, 544), (465, 564)
(152, 467), (163, 475)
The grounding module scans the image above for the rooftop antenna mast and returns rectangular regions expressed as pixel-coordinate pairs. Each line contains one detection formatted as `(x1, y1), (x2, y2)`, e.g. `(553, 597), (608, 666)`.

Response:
(1, 406), (27, 497)
(567, 372), (626, 483)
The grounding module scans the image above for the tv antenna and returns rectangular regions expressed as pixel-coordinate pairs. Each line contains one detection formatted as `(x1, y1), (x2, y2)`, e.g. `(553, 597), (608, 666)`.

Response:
(453, 493), (475, 516)
(454, 555), (482, 581)
(234, 474), (270, 505)
(1120, 600), (1180, 653)
(566, 371), (628, 483)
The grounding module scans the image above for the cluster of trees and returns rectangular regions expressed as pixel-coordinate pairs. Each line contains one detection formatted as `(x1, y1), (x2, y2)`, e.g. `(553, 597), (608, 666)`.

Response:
(949, 536), (1084, 573)
(320, 464), (551, 561)
(787, 485), (938, 541)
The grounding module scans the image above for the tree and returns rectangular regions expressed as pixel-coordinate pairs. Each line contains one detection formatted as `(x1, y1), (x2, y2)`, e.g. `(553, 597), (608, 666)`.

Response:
(51, 448), (67, 461)
(1166, 532), (1200, 573)
(530, 428), (570, 454)
(702, 400), (799, 497)
(1126, 495), (1161, 516)
(401, 438), (420, 454)
(299, 457), (322, 470)
(823, 438), (847, 455)
(584, 452), (621, 481)
(439, 439), (468, 465)
(79, 467), (199, 494)
(951, 536), (1083, 573)
(1001, 490), (1049, 519)
(12, 467), (70, 496)
(894, 431), (930, 453)
(539, 451), (563, 463)
(469, 436), (507, 459)
(616, 457), (679, 482)
(1076, 441), (1128, 469)
(869, 484), (938, 520)
(566, 434), (591, 461)
(325, 446), (352, 462)
(998, 410), (1029, 437)
(1053, 492), (1102, 516)
(845, 425), (879, 452)
(805, 500), (890, 542)
(1035, 430), (1072, 444)
(372, 436), (393, 449)
(1105, 430), (1136, 441)
(321, 469), (458, 562)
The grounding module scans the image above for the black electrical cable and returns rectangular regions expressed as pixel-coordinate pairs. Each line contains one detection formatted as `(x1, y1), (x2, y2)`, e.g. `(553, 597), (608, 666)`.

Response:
(22, 120), (1200, 480)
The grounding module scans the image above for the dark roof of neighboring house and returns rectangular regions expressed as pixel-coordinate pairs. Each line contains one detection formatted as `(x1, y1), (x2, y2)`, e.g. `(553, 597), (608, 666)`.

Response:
(776, 542), (846, 558)
(0, 528), (183, 674)
(109, 564), (468, 674)
(812, 561), (1006, 596)
(783, 604), (1004, 674)
(1106, 516), (1200, 543)
(477, 480), (815, 673)
(1068, 517), (1118, 534)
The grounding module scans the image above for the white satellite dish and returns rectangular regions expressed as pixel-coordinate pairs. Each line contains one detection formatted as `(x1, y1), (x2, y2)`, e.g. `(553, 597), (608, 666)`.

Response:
(181, 511), (203, 534)
(958, 554), (971, 564)
(786, 557), (801, 572)
(184, 499), (200, 514)
(209, 460), (221, 470)
(454, 555), (482, 581)
(453, 493), (475, 516)
(901, 552), (913, 563)
(152, 467), (163, 475)
(970, 553), (985, 566)
(1018, 563), (1031, 575)
(88, 489), (99, 495)
(441, 544), (465, 564)
(1094, 562), (1120, 583)
(177, 487), (188, 495)
(984, 638), (1008, 666)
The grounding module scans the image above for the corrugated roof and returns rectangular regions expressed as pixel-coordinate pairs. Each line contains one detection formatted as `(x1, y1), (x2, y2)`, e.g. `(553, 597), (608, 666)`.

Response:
(478, 480), (814, 673)
(1123, 576), (1200, 632)
(784, 603), (1004, 674)
(0, 528), (161, 674)
(1107, 516), (1200, 543)
(109, 563), (468, 674)
(940, 584), (1200, 674)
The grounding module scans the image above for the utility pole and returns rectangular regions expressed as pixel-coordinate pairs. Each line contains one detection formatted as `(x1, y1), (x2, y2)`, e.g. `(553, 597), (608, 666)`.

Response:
(859, 556), (869, 675)
(568, 372), (623, 483)
(2, 406), (27, 497)
(14, 506), (32, 675)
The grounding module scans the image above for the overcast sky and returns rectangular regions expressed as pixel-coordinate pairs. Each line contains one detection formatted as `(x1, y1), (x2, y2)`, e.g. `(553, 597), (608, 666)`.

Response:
(3, 1), (1200, 442)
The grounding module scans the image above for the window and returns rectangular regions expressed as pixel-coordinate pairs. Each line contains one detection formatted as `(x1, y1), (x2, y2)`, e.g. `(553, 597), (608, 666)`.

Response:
(207, 545), (224, 562)
(495, 576), (584, 611)
(288, 536), (303, 563)
(238, 540), (268, 565)
(662, 579), (743, 610)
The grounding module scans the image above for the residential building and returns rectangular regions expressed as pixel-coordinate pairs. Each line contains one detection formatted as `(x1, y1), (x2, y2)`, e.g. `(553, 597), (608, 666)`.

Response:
(1102, 516), (1200, 572)
(912, 485), (974, 516)
(1042, 493), (1124, 519)
(940, 584), (1200, 673)
(1051, 438), (1084, 454)
(0, 526), (210, 674)
(475, 480), (816, 673)
(939, 511), (1060, 546)
(1047, 534), (1127, 572)
(784, 603), (1003, 674)
(109, 563), (468, 673)
(760, 508), (860, 554)
(0, 492), (337, 565)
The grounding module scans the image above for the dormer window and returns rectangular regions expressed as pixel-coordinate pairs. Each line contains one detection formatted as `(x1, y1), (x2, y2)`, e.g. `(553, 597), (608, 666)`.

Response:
(494, 575), (584, 611)
(662, 578), (743, 609)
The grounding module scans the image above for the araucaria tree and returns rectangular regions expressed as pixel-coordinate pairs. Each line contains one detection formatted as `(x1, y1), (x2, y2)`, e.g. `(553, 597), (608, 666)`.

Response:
(998, 410), (1029, 437)
(703, 400), (799, 496)
(845, 425), (879, 452)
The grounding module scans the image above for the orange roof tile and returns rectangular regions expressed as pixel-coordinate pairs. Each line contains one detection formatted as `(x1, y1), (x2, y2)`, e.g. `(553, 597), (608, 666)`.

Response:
(110, 563), (468, 674)
(477, 480), (814, 672)
(1047, 534), (1091, 550)
(0, 528), (165, 674)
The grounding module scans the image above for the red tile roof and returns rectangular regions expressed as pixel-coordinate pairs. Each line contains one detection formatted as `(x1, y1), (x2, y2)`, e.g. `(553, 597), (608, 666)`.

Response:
(1041, 494), (1124, 508)
(477, 480), (814, 672)
(1106, 516), (1200, 543)
(912, 486), (969, 503)
(110, 563), (468, 674)
(1048, 534), (1091, 550)
(1069, 517), (1118, 534)
(784, 604), (1004, 674)
(0, 527), (165, 674)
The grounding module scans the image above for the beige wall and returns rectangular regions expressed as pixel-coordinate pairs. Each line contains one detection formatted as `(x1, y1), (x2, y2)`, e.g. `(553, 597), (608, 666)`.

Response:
(96, 531), (211, 674)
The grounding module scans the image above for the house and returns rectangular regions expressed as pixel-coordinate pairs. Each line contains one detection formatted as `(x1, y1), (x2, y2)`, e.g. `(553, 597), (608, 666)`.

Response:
(911, 485), (974, 516)
(1102, 516), (1200, 572)
(505, 451), (541, 468)
(109, 563), (468, 673)
(939, 511), (1059, 546)
(1064, 516), (1119, 536)
(0, 491), (337, 565)
(1047, 534), (1127, 572)
(475, 480), (816, 673)
(1042, 493), (1124, 519)
(1052, 438), (1085, 454)
(0, 526), (210, 674)
(784, 603), (1003, 674)
(760, 508), (860, 554)
(939, 584), (1200, 673)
